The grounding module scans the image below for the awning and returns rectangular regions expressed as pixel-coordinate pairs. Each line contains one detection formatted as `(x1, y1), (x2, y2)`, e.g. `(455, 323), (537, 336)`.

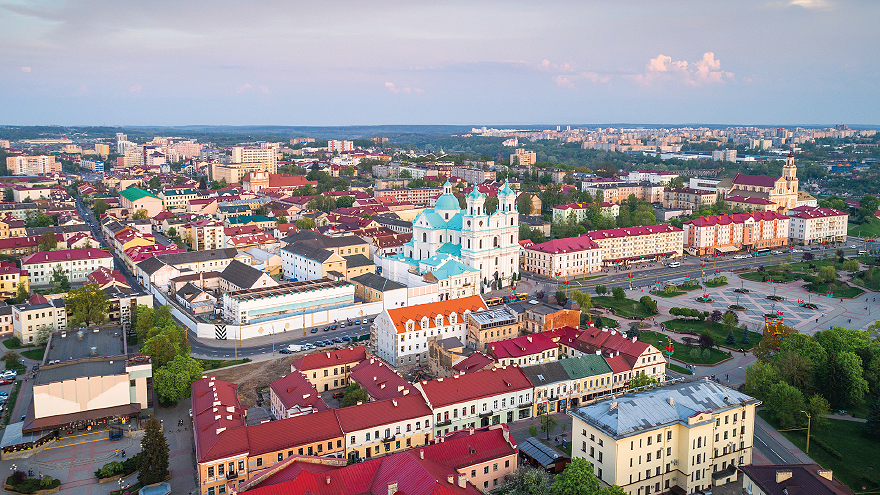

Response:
(714, 245), (739, 253)
(23, 402), (141, 433)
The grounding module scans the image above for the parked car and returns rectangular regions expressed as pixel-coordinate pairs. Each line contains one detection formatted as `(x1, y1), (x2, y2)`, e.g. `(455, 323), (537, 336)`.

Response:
(331, 324), (338, 330)
(323, 326), (330, 332)
(770, 250), (782, 255)
(279, 348), (292, 354)
(0, 378), (14, 386)
(310, 328), (318, 333)
(332, 337), (343, 343)
(341, 335), (351, 342)
(355, 319), (361, 325)
(333, 391), (345, 399)
(368, 317), (375, 323)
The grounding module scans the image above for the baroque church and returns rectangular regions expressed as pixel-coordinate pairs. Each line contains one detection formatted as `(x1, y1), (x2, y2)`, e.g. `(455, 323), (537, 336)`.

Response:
(405, 181), (520, 290)
(717, 153), (800, 212)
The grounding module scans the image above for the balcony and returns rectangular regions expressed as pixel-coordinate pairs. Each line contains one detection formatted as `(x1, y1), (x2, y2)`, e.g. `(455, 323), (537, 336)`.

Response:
(436, 419), (452, 427)
(479, 410), (494, 418)
(226, 471), (238, 480)
(383, 435), (396, 443)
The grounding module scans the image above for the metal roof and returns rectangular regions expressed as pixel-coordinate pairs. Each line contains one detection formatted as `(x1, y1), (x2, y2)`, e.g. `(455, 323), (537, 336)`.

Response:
(519, 437), (567, 468)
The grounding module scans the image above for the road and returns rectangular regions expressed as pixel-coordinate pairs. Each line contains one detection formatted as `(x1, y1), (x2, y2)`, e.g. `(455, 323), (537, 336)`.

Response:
(753, 418), (805, 464)
(188, 321), (375, 359)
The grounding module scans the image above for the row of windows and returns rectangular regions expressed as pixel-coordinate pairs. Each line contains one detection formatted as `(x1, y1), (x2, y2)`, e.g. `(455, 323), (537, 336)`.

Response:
(351, 423), (427, 444)
(438, 395), (531, 421)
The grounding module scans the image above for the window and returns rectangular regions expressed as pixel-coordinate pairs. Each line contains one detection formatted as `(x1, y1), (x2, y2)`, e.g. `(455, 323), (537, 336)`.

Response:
(256, 458), (262, 467)
(238, 461), (244, 471)
(218, 485), (226, 495)
(484, 466), (489, 474)
(208, 488), (215, 495)
(208, 467), (214, 478)
(277, 453), (283, 462)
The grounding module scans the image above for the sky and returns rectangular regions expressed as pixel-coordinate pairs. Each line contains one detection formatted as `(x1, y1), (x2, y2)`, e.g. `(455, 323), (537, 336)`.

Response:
(1, 0), (879, 127)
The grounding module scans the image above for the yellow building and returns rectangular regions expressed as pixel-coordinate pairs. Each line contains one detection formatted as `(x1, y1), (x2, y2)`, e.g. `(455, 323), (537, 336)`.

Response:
(0, 219), (26, 239)
(292, 347), (367, 392)
(336, 395), (433, 463)
(717, 153), (799, 213)
(569, 380), (759, 495)
(0, 262), (28, 299)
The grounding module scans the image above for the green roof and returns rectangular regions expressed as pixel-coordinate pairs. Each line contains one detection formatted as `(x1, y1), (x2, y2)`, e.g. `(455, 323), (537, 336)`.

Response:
(119, 187), (160, 202)
(559, 354), (613, 379)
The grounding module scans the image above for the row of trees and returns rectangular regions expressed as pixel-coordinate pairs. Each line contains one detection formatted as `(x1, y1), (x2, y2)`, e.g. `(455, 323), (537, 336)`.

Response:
(134, 305), (204, 404)
(745, 325), (880, 430)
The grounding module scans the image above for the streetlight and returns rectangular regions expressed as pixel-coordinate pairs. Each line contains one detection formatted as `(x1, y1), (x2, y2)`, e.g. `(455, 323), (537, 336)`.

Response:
(801, 410), (811, 453)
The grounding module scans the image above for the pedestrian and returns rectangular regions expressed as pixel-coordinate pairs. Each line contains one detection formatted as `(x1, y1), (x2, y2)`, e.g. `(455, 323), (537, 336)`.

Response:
(115, 449), (119, 456)
(39, 472), (42, 480)
(726, 374), (729, 381)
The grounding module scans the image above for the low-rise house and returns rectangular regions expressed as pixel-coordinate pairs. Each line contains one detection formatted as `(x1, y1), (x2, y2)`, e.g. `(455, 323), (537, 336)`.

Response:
(487, 332), (558, 367)
(349, 357), (414, 402)
(336, 395), (433, 463)
(292, 346), (367, 392)
(350, 272), (407, 308)
(269, 370), (327, 420)
(218, 260), (277, 293)
(176, 282), (217, 315)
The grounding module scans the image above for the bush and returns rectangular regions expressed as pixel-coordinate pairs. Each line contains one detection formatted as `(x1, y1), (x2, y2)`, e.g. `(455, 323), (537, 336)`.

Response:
(5, 337), (21, 348)
(96, 460), (124, 479)
(6, 475), (60, 494)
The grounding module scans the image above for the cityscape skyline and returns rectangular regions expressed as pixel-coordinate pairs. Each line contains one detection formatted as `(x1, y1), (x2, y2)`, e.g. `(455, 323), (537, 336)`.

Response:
(2, 0), (879, 126)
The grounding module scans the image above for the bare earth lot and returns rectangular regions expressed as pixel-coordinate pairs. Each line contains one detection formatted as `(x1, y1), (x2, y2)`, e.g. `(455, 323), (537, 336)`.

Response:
(207, 356), (298, 406)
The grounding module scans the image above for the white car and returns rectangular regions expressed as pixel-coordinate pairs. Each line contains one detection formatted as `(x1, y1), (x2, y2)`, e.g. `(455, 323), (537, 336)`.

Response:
(770, 250), (782, 255)
(851, 245), (857, 249)
(791, 249), (804, 253)
(743, 254), (753, 258)
(733, 255), (745, 259)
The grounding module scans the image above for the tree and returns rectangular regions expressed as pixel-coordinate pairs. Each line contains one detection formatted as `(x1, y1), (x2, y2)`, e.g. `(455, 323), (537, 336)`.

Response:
(741, 325), (752, 345)
(744, 361), (780, 399)
(528, 425), (538, 437)
(50, 265), (70, 292)
(842, 259), (860, 273)
(66, 284), (110, 327)
(822, 351), (869, 409)
(148, 176), (161, 189)
(295, 218), (316, 230)
(638, 295), (657, 313)
(539, 413), (558, 440)
(710, 310), (723, 322)
(153, 354), (204, 404)
(502, 467), (551, 495)
(726, 329), (736, 345)
(766, 381), (806, 429)
(132, 209), (148, 220)
(595, 285), (607, 296)
(805, 393), (831, 429)
(35, 325), (52, 346)
(612, 286), (625, 301)
(570, 290), (592, 312)
(517, 194), (534, 216)
(7, 283), (28, 304)
(336, 195), (355, 208)
(138, 418), (170, 486)
(2, 187), (12, 202)
(699, 332), (715, 349)
(864, 395), (880, 439)
(628, 373), (659, 390)
(276, 214), (287, 224)
(37, 232), (57, 252)
(665, 176), (685, 190)
(142, 326), (189, 368)
(398, 169), (411, 179)
(550, 458), (599, 495)
(340, 382), (369, 407)
(166, 226), (177, 238)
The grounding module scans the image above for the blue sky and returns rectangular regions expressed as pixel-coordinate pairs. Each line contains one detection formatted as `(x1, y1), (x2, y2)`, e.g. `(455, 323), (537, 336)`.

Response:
(1, 0), (877, 126)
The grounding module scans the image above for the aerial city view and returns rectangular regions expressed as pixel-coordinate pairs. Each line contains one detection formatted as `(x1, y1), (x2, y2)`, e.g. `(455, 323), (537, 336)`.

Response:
(0, 1), (878, 495)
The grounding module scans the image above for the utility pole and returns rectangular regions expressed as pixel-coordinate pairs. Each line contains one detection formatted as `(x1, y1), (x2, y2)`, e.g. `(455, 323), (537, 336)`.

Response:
(801, 410), (811, 453)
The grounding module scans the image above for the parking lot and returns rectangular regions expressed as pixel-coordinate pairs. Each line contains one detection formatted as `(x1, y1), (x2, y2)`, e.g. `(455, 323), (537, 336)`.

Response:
(282, 317), (374, 354)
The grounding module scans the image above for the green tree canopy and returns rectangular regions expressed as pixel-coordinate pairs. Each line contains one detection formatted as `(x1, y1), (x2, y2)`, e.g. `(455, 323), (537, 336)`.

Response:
(50, 265), (70, 292)
(502, 467), (551, 495)
(295, 217), (316, 230)
(153, 354), (204, 404)
(336, 195), (355, 208)
(612, 286), (626, 301)
(822, 351), (869, 409)
(340, 382), (369, 407)
(766, 381), (806, 429)
(743, 360), (780, 399)
(132, 209), (148, 220)
(138, 418), (170, 485)
(550, 458), (599, 495)
(37, 231), (57, 252)
(66, 284), (110, 327)
(517, 194), (534, 215)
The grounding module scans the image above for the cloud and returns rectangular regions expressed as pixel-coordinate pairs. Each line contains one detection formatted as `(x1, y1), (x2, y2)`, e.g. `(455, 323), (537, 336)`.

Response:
(541, 59), (610, 88)
(789, 0), (832, 9)
(236, 83), (252, 94)
(629, 52), (733, 86)
(384, 82), (422, 94)
(21, 66), (31, 73)
(129, 84), (142, 93)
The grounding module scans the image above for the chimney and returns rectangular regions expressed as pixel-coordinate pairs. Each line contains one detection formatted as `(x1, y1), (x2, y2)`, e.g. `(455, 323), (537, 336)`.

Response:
(447, 474), (455, 484)
(776, 470), (793, 483)
(392, 399), (398, 407)
(632, 336), (637, 343)
(668, 397), (674, 406)
(458, 474), (467, 488)
(419, 449), (424, 459)
(387, 482), (398, 495)
(817, 469), (833, 481)
(326, 475), (331, 485)
(527, 336), (532, 342)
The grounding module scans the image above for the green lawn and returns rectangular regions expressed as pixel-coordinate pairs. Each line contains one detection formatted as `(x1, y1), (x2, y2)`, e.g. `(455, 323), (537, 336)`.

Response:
(678, 282), (702, 292)
(1, 339), (36, 350)
(592, 296), (659, 318)
(668, 363), (693, 375)
(650, 290), (687, 298)
(20, 348), (45, 361)
(663, 319), (762, 350)
(196, 358), (252, 371)
(848, 217), (880, 238)
(636, 330), (729, 365)
(739, 271), (801, 283)
(575, 274), (606, 282)
(757, 410), (880, 492)
(704, 280), (728, 288)
(556, 443), (572, 457)
(805, 280), (865, 299)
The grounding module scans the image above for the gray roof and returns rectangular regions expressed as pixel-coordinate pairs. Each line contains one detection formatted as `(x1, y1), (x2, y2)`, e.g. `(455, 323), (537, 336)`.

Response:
(156, 248), (238, 267)
(526, 304), (563, 315)
(137, 256), (167, 275)
(283, 241), (334, 263)
(521, 361), (571, 387)
(518, 214), (550, 227)
(519, 437), (568, 468)
(27, 224), (91, 237)
(351, 273), (406, 292)
(45, 327), (125, 364)
(469, 307), (517, 326)
(436, 337), (465, 350)
(280, 230), (321, 245)
(570, 380), (760, 439)
(372, 215), (412, 228)
(176, 282), (205, 302)
(343, 254), (373, 269)
(36, 359), (127, 385)
(219, 260), (266, 289)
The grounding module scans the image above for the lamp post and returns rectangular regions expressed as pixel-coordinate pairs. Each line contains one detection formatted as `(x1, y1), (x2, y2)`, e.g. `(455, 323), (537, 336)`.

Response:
(801, 410), (811, 453)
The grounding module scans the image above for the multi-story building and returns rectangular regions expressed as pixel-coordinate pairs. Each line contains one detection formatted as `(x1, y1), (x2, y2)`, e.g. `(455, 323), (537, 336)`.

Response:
(457, 167), (496, 184)
(0, 261), (28, 299)
(373, 296), (487, 367)
(688, 177), (721, 193)
(374, 187), (443, 206)
(337, 395), (433, 463)
(711, 149), (737, 162)
(626, 170), (679, 185)
(557, 325), (666, 387)
(740, 463), (854, 495)
(268, 369), (327, 420)
(581, 182), (665, 205)
(683, 212), (790, 256)
(717, 153), (799, 212)
(519, 303), (581, 334)
(553, 202), (620, 223)
(6, 155), (60, 175)
(12, 294), (67, 343)
(522, 236), (603, 278)
(662, 188), (717, 212)
(137, 248), (240, 291)
(487, 332), (558, 367)
(415, 365), (534, 437)
(585, 225), (684, 266)
(186, 219), (225, 251)
(231, 143), (278, 173)
(467, 307), (519, 351)
(119, 187), (164, 217)
(0, 218), (26, 239)
(569, 381), (759, 495)
(281, 242), (346, 281)
(221, 278), (354, 326)
(21, 248), (114, 286)
(292, 346), (366, 392)
(159, 188), (201, 212)
(327, 140), (354, 153)
(510, 148), (537, 167)
(787, 206), (849, 245)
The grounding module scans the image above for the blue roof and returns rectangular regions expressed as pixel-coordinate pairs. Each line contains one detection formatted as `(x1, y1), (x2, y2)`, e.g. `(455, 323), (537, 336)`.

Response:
(381, 253), (419, 265)
(467, 187), (484, 200)
(499, 181), (515, 197)
(434, 193), (460, 211)
(430, 259), (479, 280)
(436, 243), (462, 257)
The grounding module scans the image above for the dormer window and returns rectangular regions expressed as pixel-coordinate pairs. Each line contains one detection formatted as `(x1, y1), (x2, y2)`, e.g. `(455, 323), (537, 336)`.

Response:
(435, 315), (443, 327)
(449, 312), (457, 324)
(420, 317), (429, 330)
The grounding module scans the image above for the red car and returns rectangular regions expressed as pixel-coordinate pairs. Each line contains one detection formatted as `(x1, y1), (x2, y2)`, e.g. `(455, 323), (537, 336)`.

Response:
(0, 378), (13, 385)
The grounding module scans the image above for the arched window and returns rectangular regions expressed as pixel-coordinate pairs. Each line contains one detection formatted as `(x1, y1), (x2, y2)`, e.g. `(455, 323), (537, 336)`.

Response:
(445, 213), (449, 220)
(467, 239), (471, 249)
(510, 235), (514, 244)
(470, 208), (473, 215)
(440, 235), (443, 243)
(422, 232), (427, 242)
(477, 208), (481, 215)
(493, 237), (498, 247)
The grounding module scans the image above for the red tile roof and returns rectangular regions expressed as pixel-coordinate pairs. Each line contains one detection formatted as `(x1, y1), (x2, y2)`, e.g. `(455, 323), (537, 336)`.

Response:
(684, 211), (788, 227)
(125, 243), (185, 263)
(349, 358), (413, 401)
(87, 267), (129, 288)
(451, 352), (495, 374)
(0, 234), (60, 250)
(385, 296), (487, 334)
(526, 236), (600, 254)
(21, 248), (112, 265)
(574, 326), (651, 360)
(247, 409), (343, 456)
(418, 366), (532, 408)
(585, 224), (682, 241)
(422, 424), (518, 470)
(787, 206), (848, 219)
(224, 225), (262, 236)
(292, 346), (367, 372)
(731, 173), (780, 188)
(191, 378), (248, 463)
(488, 333), (557, 360)
(604, 354), (632, 374)
(269, 370), (327, 414)
(543, 326), (584, 348)
(334, 395), (432, 433)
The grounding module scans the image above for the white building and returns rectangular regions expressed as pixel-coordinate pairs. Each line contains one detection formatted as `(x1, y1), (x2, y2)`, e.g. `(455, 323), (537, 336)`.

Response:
(406, 181), (519, 291)
(376, 253), (480, 302)
(327, 140), (355, 153)
(372, 295), (487, 367)
(786, 206), (849, 245)
(21, 249), (115, 287)
(688, 177), (721, 193)
(231, 143), (278, 173)
(221, 278), (355, 326)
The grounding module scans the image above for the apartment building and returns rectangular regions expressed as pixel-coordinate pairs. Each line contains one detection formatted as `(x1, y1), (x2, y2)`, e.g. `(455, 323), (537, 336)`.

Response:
(553, 202), (620, 223)
(457, 167), (496, 184)
(268, 370), (327, 420)
(186, 219), (225, 251)
(281, 242), (346, 281)
(569, 381), (759, 495)
(159, 188), (201, 212)
(12, 295), (67, 344)
(585, 225), (684, 266)
(683, 212), (790, 256)
(0, 261), (28, 299)
(522, 236), (603, 278)
(6, 155), (60, 175)
(119, 187), (163, 217)
(327, 140), (354, 153)
(292, 346), (366, 392)
(467, 307), (519, 351)
(21, 248), (114, 286)
(373, 296), (488, 367)
(231, 143), (278, 173)
(373, 187), (443, 206)
(626, 170), (680, 185)
(0, 218), (26, 239)
(415, 365), (534, 437)
(510, 148), (537, 167)
(582, 182), (665, 205)
(487, 332), (558, 367)
(786, 206), (849, 245)
(336, 395), (433, 462)
(662, 188), (717, 212)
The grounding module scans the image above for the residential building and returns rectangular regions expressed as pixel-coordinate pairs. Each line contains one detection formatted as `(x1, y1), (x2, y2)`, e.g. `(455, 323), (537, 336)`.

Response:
(458, 167), (496, 184)
(487, 332), (558, 367)
(522, 360), (579, 416)
(373, 187), (443, 206)
(520, 303), (581, 334)
(12, 294), (67, 343)
(282, 242), (346, 281)
(373, 296), (488, 367)
(717, 153), (799, 212)
(569, 381), (759, 495)
(787, 206), (849, 245)
(231, 143), (278, 173)
(581, 182), (665, 205)
(327, 140), (354, 153)
(269, 370), (327, 420)
(218, 260), (277, 293)
(21, 248), (114, 287)
(336, 395), (433, 463)
(585, 225), (684, 266)
(510, 148), (537, 167)
(0, 261), (28, 299)
(221, 278), (355, 326)
(0, 218), (26, 239)
(683, 212), (790, 256)
(6, 155), (60, 175)
(291, 346), (367, 392)
(724, 195), (778, 212)
(186, 219), (225, 251)
(522, 236), (603, 278)
(466, 307), (519, 351)
(557, 353), (615, 408)
(415, 365), (534, 437)
(137, 248), (238, 292)
(559, 326), (666, 387)
(159, 188), (201, 212)
(740, 464), (854, 495)
(553, 202), (620, 223)
(234, 247), (282, 278)
(688, 177), (721, 193)
(626, 170), (679, 185)
(349, 357), (414, 402)
(119, 187), (163, 217)
(662, 188), (717, 212)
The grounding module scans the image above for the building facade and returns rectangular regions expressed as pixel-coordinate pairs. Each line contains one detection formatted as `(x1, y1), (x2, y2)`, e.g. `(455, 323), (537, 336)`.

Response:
(786, 206), (849, 245)
(21, 248), (114, 286)
(683, 212), (790, 256)
(522, 237), (603, 278)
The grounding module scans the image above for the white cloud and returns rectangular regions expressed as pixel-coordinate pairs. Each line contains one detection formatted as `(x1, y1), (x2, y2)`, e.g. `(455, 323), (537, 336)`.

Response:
(236, 83), (252, 94)
(384, 82), (399, 94)
(789, 0), (832, 10)
(385, 81), (422, 94)
(630, 52), (733, 86)
(21, 66), (31, 73)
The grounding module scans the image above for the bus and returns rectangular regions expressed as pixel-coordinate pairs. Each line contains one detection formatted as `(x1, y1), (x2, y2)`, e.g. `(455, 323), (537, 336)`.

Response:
(484, 297), (503, 307)
(754, 248), (771, 257)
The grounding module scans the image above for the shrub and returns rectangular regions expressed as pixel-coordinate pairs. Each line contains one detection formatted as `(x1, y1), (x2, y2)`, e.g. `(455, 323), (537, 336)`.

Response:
(6, 336), (21, 348)
(96, 460), (124, 479)
(11, 471), (26, 484)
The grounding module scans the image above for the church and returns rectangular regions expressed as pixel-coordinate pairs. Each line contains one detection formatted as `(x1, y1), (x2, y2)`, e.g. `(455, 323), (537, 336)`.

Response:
(717, 153), (800, 212)
(404, 180), (519, 290)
